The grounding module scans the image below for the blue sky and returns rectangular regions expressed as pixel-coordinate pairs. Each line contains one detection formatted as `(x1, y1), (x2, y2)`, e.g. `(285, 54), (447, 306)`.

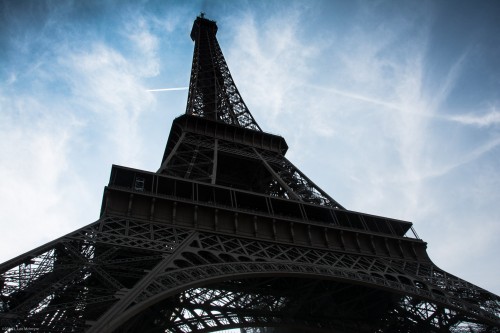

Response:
(1, 0), (499, 296)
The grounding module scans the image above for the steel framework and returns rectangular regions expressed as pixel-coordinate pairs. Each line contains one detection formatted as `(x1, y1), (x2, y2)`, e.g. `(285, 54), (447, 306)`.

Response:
(1, 14), (499, 333)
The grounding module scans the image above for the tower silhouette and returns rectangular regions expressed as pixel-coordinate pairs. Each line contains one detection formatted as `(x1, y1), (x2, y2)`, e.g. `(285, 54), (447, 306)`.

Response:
(1, 14), (499, 333)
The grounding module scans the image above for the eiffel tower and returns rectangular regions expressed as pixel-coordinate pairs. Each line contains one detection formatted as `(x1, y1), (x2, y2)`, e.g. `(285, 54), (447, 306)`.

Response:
(1, 14), (499, 333)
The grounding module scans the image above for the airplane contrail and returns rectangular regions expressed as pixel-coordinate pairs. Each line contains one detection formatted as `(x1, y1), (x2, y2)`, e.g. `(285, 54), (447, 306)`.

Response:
(147, 87), (189, 92)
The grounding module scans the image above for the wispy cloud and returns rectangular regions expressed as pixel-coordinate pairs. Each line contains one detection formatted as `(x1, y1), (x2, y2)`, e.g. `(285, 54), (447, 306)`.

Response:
(147, 87), (188, 92)
(307, 84), (404, 113)
(226, 7), (321, 131)
(426, 51), (469, 112)
(123, 16), (160, 77)
(0, 93), (91, 260)
(58, 42), (155, 165)
(448, 108), (500, 127)
(0, 5), (162, 261)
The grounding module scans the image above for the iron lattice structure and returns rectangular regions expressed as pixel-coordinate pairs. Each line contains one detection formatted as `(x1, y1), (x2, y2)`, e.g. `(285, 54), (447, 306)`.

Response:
(1, 14), (499, 333)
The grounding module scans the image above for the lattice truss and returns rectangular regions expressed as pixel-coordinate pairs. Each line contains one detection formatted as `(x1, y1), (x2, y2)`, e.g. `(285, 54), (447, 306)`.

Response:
(186, 17), (261, 131)
(136, 232), (499, 325)
(126, 279), (396, 333)
(161, 131), (343, 209)
(126, 284), (499, 333)
(162, 132), (216, 183)
(1, 217), (499, 332)
(0, 218), (194, 332)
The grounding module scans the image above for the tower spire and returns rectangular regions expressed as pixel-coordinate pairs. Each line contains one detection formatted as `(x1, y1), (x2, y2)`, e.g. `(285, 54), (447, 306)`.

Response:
(186, 14), (261, 131)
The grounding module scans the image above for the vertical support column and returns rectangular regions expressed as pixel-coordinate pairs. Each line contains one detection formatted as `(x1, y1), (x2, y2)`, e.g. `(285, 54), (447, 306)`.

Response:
(194, 205), (198, 228)
(127, 194), (134, 216)
(272, 219), (277, 240)
(234, 213), (238, 233)
(253, 216), (258, 237)
(149, 198), (156, 221)
(307, 225), (312, 245)
(214, 209), (219, 231)
(369, 235), (376, 254)
(355, 233), (362, 252)
(211, 139), (218, 184)
(172, 202), (177, 225)
(339, 230), (346, 250)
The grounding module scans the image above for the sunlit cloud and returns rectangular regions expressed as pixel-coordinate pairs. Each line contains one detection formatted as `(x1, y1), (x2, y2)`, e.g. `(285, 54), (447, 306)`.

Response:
(0, 4), (162, 261)
(0, 94), (92, 261)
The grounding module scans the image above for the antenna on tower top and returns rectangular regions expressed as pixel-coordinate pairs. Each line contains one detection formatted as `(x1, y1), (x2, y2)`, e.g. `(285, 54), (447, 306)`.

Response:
(200, 12), (205, 18)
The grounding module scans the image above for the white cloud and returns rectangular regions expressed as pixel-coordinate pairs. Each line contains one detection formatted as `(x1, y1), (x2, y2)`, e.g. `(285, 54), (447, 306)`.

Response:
(0, 94), (91, 261)
(124, 16), (161, 77)
(57, 42), (156, 166)
(0, 13), (160, 262)
(226, 9), (321, 131)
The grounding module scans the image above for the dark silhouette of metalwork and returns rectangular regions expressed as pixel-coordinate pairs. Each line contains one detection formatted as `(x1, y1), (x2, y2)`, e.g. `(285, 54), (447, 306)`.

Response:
(1, 14), (499, 333)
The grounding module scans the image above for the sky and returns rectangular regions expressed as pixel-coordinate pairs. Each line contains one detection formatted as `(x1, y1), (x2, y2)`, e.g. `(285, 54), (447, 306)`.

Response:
(1, 0), (499, 297)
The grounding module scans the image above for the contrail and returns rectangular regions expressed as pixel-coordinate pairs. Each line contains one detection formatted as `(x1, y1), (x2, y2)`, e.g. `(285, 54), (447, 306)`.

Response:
(307, 83), (401, 111)
(147, 87), (189, 92)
